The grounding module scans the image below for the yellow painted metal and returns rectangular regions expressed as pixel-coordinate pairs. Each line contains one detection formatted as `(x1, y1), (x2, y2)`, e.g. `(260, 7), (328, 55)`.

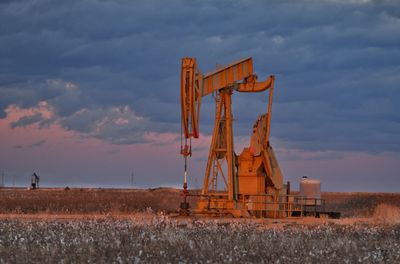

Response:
(202, 57), (253, 96)
(180, 57), (286, 218)
(200, 89), (236, 202)
(181, 58), (202, 139)
(235, 74), (275, 93)
(201, 92), (224, 196)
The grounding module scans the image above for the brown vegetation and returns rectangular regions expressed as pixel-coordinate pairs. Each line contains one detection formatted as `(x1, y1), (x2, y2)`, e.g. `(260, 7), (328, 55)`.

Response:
(322, 192), (400, 217)
(1, 188), (400, 219)
(372, 203), (400, 224)
(0, 188), (185, 214)
(1, 189), (400, 262)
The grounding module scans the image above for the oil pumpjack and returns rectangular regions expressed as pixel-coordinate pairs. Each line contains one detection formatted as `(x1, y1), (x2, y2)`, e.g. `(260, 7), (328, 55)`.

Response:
(179, 57), (340, 219)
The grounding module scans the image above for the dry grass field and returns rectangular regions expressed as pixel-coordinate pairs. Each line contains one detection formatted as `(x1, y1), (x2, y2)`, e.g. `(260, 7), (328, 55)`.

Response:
(1, 188), (400, 217)
(322, 192), (400, 218)
(0, 187), (184, 214)
(1, 188), (400, 263)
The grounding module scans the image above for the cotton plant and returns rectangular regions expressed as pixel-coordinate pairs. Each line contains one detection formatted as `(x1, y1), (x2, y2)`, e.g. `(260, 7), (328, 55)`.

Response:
(0, 219), (399, 263)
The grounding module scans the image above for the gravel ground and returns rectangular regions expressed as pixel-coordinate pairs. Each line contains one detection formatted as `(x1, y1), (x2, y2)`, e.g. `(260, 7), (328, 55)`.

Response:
(0, 216), (399, 263)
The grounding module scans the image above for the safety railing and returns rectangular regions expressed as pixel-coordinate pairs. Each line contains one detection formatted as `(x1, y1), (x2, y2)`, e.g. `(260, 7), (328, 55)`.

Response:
(194, 193), (326, 218)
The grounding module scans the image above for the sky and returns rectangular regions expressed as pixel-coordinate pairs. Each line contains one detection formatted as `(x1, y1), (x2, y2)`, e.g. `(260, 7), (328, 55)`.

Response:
(0, 0), (399, 192)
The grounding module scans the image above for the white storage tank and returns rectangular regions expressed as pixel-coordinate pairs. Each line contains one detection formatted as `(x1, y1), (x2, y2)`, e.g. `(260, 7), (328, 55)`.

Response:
(299, 176), (321, 205)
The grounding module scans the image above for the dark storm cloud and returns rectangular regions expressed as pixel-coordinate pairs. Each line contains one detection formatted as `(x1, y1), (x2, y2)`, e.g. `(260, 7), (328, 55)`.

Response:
(0, 0), (399, 151)
(60, 106), (155, 144)
(10, 113), (44, 128)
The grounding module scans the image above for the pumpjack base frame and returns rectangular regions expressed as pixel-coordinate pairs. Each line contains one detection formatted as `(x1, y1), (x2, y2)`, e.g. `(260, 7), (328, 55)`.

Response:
(179, 194), (341, 219)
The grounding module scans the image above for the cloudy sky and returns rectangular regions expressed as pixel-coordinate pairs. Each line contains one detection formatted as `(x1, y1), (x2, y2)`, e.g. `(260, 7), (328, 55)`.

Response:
(0, 0), (399, 191)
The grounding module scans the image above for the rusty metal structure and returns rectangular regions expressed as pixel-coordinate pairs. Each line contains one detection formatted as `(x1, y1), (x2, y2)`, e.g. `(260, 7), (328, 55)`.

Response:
(179, 57), (339, 219)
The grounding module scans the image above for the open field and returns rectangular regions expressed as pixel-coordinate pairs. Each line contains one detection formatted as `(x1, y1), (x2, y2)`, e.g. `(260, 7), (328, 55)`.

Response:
(1, 187), (400, 217)
(1, 188), (400, 263)
(0, 187), (183, 214)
